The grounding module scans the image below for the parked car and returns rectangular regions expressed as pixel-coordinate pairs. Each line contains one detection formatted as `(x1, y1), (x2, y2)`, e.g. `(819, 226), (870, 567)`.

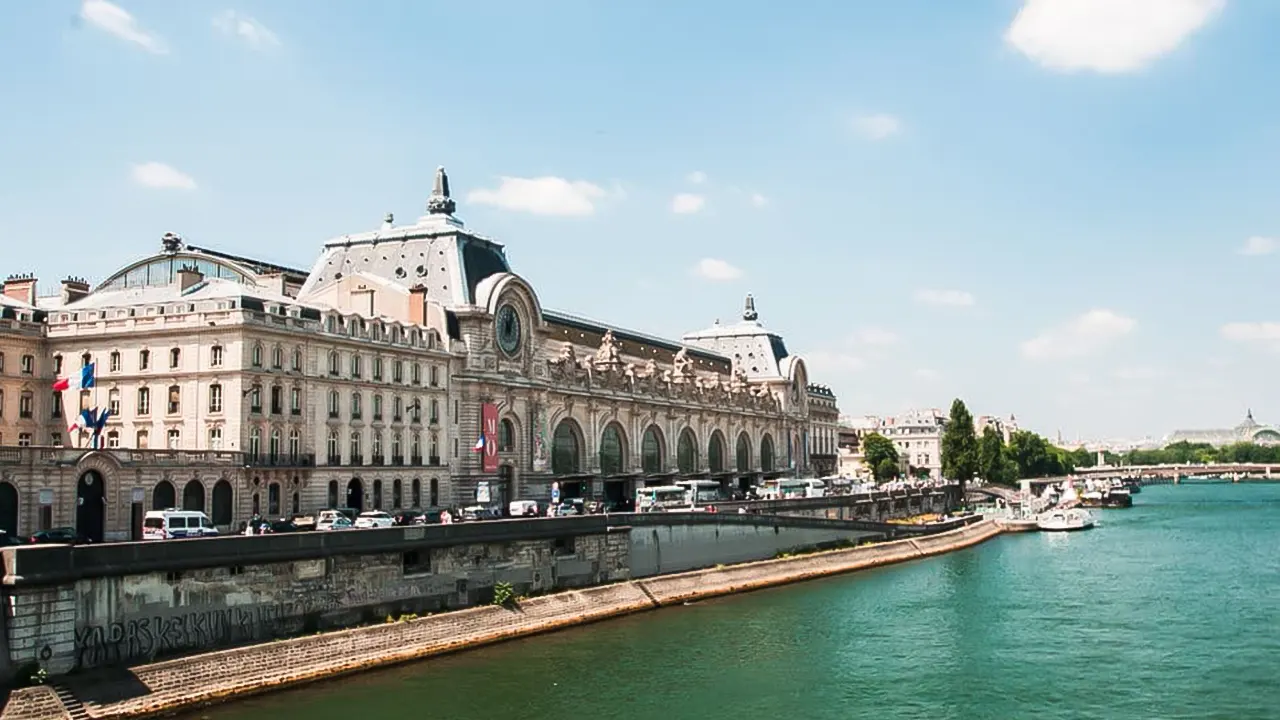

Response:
(29, 527), (91, 545)
(354, 511), (395, 529)
(414, 509), (444, 525)
(0, 530), (25, 547)
(316, 509), (354, 531)
(509, 500), (540, 517)
(392, 509), (423, 526)
(143, 510), (219, 540)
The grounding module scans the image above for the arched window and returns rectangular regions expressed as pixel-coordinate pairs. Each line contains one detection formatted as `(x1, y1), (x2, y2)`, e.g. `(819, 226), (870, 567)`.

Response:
(169, 347), (181, 369)
(350, 354), (362, 378)
(328, 390), (340, 417)
(642, 426), (664, 474)
(551, 420), (581, 475)
(152, 480), (176, 510)
(350, 392), (362, 419)
(736, 433), (752, 472)
(677, 428), (698, 474)
(269, 428), (281, 460)
(288, 428), (300, 459)
(327, 480), (339, 508)
(251, 343), (263, 368)
(498, 419), (515, 452)
(599, 423), (625, 475)
(350, 431), (362, 462)
(182, 480), (205, 512)
(327, 431), (339, 463)
(708, 431), (726, 473)
(249, 427), (261, 458)
(272, 345), (283, 369)
(372, 478), (383, 510)
(429, 478), (439, 507)
(292, 348), (303, 371)
(760, 434), (775, 473)
(328, 351), (340, 375)
(412, 478), (422, 507)
(211, 345), (224, 367)
(393, 479), (403, 508)
(212, 480), (233, 525)
(268, 482), (281, 515)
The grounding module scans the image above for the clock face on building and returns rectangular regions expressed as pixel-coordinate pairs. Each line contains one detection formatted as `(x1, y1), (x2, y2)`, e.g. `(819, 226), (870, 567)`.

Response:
(496, 304), (522, 356)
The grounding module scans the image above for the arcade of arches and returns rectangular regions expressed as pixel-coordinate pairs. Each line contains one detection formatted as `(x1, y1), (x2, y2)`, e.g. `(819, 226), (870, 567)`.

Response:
(547, 417), (789, 508)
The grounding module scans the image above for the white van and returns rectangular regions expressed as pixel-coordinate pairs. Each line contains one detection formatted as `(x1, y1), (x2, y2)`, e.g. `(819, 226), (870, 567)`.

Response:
(143, 510), (219, 540)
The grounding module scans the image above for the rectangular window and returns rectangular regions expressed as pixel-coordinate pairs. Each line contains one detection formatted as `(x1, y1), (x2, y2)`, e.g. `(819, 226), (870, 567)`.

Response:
(393, 360), (403, 383)
(139, 349), (150, 370)
(19, 393), (33, 419)
(209, 385), (223, 413)
(429, 365), (439, 387)
(17, 433), (32, 447)
(291, 387), (301, 415)
(167, 386), (181, 415)
(51, 392), (62, 419)
(137, 388), (151, 415)
(20, 355), (34, 375)
(411, 363), (421, 385)
(373, 357), (383, 381)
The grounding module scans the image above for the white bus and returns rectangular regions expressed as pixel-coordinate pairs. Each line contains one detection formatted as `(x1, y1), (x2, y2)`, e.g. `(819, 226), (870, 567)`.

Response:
(675, 479), (722, 505)
(635, 485), (689, 512)
(761, 478), (809, 500)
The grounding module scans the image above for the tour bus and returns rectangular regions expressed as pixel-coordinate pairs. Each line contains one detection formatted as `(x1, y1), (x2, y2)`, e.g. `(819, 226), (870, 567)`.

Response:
(760, 478), (810, 500)
(142, 509), (219, 540)
(635, 485), (690, 512)
(675, 479), (722, 506)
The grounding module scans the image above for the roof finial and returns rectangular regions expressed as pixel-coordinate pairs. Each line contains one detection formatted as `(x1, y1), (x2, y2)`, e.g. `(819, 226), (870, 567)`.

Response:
(742, 293), (758, 322)
(426, 166), (456, 216)
(1248, 408), (1254, 420)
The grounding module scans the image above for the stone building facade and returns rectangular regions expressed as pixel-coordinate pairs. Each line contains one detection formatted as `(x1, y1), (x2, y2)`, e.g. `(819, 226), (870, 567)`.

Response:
(805, 384), (839, 477)
(0, 166), (826, 538)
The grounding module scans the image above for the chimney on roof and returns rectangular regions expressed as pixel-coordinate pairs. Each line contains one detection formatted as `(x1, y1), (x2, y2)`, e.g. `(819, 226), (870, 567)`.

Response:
(408, 284), (427, 326)
(60, 276), (90, 305)
(176, 264), (204, 293)
(2, 273), (37, 306)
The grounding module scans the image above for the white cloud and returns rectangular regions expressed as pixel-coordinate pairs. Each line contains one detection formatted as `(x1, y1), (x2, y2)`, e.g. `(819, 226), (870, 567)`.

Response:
(692, 258), (743, 282)
(914, 368), (940, 381)
(749, 193), (769, 208)
(467, 176), (608, 217)
(1239, 236), (1277, 256)
(131, 162), (197, 190)
(213, 10), (280, 49)
(804, 351), (866, 374)
(686, 171), (707, 185)
(80, 0), (167, 54)
(1221, 322), (1280, 353)
(852, 327), (900, 347)
(671, 193), (706, 215)
(1004, 0), (1224, 74)
(1021, 309), (1136, 360)
(914, 288), (976, 307)
(852, 113), (901, 141)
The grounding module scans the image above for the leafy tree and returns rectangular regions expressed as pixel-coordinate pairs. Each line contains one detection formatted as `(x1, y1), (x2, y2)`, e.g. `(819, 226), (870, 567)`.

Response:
(978, 425), (1013, 485)
(875, 458), (900, 482)
(862, 432), (899, 481)
(940, 399), (979, 498)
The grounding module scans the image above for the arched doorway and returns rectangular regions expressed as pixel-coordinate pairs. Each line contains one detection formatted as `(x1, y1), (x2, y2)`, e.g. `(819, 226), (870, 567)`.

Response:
(211, 480), (233, 526)
(599, 423), (628, 508)
(736, 432), (753, 495)
(346, 478), (364, 512)
(152, 480), (176, 510)
(760, 434), (775, 473)
(0, 482), (17, 537)
(677, 428), (698, 474)
(182, 480), (205, 512)
(551, 419), (583, 497)
(642, 425), (665, 474)
(76, 470), (106, 543)
(708, 432), (726, 473)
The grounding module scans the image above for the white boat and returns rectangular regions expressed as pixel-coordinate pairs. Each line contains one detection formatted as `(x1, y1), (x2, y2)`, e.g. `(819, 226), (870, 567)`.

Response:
(1036, 508), (1095, 532)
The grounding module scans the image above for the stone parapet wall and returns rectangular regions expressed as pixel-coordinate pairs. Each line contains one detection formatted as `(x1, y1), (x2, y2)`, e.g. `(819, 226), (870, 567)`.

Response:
(0, 519), (1001, 720)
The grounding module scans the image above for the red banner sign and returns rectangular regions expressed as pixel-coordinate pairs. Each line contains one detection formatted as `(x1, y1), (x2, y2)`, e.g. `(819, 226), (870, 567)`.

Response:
(481, 403), (499, 473)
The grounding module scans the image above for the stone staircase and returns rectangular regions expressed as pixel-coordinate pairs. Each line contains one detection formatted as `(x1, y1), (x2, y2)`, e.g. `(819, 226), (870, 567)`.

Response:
(50, 684), (90, 720)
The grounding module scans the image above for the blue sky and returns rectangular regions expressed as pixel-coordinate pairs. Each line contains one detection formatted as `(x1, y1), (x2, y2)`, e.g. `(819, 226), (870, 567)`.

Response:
(1, 0), (1277, 441)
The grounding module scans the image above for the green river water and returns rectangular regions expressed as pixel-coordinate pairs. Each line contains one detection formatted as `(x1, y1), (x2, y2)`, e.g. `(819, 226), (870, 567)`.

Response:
(186, 483), (1280, 720)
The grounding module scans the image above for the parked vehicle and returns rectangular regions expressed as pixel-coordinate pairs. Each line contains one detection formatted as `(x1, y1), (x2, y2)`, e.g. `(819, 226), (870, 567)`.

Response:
(0, 530), (25, 546)
(415, 508), (444, 525)
(317, 509), (355, 531)
(354, 510), (395, 529)
(29, 527), (92, 545)
(142, 510), (218, 540)
(392, 509), (423, 526)
(509, 500), (540, 517)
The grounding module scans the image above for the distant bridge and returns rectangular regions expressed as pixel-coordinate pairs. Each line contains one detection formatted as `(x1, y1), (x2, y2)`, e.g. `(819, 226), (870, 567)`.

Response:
(1032, 463), (1280, 485)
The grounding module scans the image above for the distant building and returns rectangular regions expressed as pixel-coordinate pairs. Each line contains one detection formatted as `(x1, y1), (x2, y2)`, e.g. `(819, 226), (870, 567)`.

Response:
(1165, 410), (1280, 447)
(805, 384), (839, 477)
(882, 409), (947, 480)
(975, 414), (1018, 444)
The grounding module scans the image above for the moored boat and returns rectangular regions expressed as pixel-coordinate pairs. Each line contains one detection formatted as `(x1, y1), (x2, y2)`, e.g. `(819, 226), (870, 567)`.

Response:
(1037, 508), (1095, 532)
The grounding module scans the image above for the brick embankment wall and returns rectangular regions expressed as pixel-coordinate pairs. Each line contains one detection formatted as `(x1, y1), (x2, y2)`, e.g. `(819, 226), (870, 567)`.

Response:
(0, 519), (1001, 720)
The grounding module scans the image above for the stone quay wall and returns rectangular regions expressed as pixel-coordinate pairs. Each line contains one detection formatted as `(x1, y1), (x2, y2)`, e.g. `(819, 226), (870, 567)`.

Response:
(0, 518), (1000, 720)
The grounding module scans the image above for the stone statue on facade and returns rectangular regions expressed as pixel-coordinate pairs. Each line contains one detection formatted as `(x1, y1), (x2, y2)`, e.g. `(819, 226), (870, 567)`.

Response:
(593, 330), (622, 370)
(672, 347), (696, 383)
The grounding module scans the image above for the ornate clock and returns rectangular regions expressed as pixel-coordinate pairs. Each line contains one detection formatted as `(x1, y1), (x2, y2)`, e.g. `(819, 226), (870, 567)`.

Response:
(496, 304), (522, 356)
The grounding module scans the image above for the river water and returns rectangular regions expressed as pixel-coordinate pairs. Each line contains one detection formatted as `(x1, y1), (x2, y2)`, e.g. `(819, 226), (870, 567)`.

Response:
(187, 483), (1280, 720)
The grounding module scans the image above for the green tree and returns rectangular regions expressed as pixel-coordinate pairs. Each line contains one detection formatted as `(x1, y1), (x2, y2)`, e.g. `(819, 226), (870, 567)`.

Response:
(940, 399), (979, 499)
(978, 425), (1012, 485)
(862, 432), (899, 482)
(875, 458), (900, 482)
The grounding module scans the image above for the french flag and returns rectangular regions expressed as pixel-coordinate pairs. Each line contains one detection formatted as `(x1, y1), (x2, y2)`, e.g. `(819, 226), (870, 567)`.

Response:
(52, 363), (95, 392)
(472, 434), (486, 453)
